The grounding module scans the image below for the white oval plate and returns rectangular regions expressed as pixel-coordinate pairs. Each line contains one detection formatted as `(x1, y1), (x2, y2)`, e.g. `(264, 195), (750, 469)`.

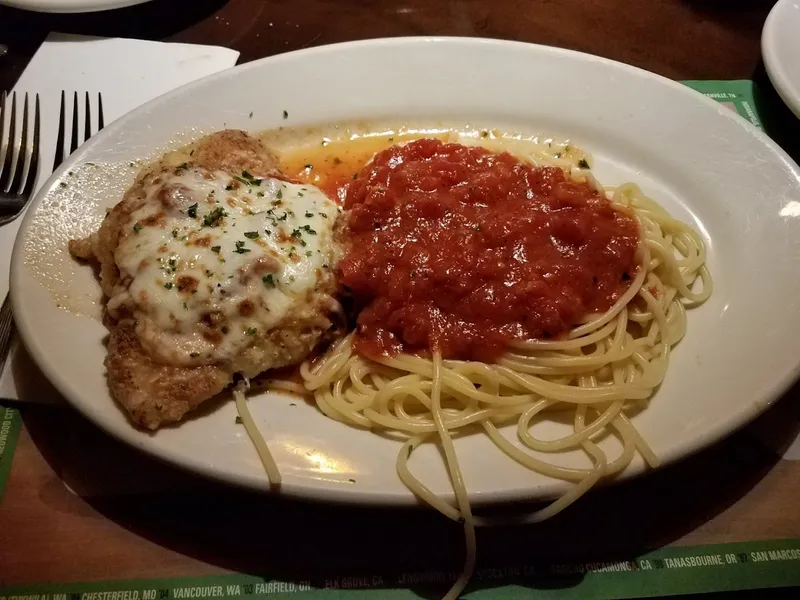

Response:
(11, 38), (800, 506)
(763, 0), (800, 118)
(0, 0), (151, 12)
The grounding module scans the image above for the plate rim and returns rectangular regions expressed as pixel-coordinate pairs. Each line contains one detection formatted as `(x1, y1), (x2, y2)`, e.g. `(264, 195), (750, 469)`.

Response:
(0, 0), (151, 12)
(762, 0), (800, 119)
(11, 36), (800, 505)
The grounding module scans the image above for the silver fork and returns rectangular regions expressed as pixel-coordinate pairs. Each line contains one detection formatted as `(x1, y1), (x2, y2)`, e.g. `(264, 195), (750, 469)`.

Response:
(53, 90), (105, 169)
(0, 91), (104, 375)
(0, 91), (41, 226)
(0, 90), (41, 376)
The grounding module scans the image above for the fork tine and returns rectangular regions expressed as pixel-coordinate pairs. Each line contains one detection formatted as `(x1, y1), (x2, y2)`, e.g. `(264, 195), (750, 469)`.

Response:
(84, 91), (92, 143)
(53, 91), (66, 170)
(98, 92), (104, 130)
(70, 91), (79, 154)
(0, 92), (16, 192)
(9, 93), (29, 194)
(21, 94), (40, 199)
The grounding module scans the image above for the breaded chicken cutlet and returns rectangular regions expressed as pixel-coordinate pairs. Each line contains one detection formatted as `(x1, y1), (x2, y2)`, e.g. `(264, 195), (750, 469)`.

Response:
(70, 130), (342, 429)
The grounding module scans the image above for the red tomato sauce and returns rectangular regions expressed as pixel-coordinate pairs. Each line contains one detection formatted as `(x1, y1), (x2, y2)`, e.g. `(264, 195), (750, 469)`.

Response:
(338, 139), (640, 362)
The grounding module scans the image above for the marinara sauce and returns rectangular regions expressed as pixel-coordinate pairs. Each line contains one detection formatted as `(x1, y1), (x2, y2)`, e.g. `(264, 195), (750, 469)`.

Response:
(339, 139), (640, 362)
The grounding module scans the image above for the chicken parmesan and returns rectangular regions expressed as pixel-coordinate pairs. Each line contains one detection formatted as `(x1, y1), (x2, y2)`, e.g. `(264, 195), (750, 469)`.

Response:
(69, 130), (342, 429)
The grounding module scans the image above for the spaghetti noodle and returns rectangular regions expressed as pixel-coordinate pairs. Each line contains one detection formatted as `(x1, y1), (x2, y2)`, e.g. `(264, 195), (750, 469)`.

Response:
(263, 137), (710, 598)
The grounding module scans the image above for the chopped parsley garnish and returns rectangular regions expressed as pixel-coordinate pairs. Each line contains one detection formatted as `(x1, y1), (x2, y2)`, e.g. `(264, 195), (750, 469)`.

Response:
(289, 275), (295, 282)
(305, 212), (314, 218)
(257, 191), (265, 197)
(234, 240), (251, 254)
(262, 274), (276, 287)
(304, 164), (313, 170)
(301, 224), (317, 235)
(133, 223), (143, 234)
(564, 144), (571, 152)
(245, 327), (257, 336)
(553, 152), (562, 159)
(234, 171), (262, 187)
(176, 162), (189, 170)
(578, 158), (591, 169)
(480, 130), (489, 138)
(319, 212), (328, 218)
(290, 229), (308, 246)
(202, 207), (227, 227)
(189, 352), (199, 358)
(352, 173), (358, 180)
(241, 170), (260, 184)
(168, 258), (177, 271)
(183, 302), (188, 310)
(187, 203), (198, 218)
(171, 228), (178, 238)
(276, 188), (283, 200)
(225, 184), (234, 191)
(305, 250), (313, 257)
(282, 110), (288, 119)
(211, 245), (221, 253)
(164, 282), (173, 290)
(244, 231), (260, 239)
(235, 416), (243, 424)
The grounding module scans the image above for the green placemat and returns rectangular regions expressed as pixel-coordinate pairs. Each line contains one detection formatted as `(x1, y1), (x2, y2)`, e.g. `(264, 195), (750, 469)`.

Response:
(0, 403), (22, 501)
(683, 80), (763, 128)
(0, 80), (797, 598)
(0, 538), (798, 599)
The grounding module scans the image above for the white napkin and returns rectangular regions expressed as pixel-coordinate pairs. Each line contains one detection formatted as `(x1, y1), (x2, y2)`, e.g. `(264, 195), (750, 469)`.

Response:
(0, 32), (239, 401)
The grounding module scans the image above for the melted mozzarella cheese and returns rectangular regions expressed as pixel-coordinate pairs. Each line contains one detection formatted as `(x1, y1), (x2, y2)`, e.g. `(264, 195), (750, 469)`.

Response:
(112, 166), (339, 366)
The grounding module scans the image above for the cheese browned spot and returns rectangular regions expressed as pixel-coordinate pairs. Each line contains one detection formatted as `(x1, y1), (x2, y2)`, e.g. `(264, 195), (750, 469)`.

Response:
(177, 276), (198, 294)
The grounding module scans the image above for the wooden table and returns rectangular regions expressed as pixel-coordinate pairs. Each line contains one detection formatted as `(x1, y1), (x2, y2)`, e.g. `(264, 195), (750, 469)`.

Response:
(0, 0), (781, 90)
(1, 0), (799, 593)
